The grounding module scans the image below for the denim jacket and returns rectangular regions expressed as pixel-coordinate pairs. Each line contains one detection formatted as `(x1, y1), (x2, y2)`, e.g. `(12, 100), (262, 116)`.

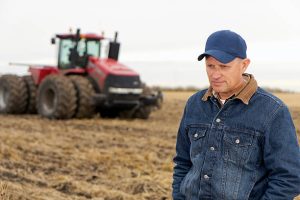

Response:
(172, 87), (300, 200)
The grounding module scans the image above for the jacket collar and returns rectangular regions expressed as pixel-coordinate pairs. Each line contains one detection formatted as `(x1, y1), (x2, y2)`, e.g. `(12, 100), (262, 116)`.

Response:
(202, 73), (258, 105)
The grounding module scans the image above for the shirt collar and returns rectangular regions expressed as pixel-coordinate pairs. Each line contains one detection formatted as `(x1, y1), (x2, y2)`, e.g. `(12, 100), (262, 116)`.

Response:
(202, 73), (258, 105)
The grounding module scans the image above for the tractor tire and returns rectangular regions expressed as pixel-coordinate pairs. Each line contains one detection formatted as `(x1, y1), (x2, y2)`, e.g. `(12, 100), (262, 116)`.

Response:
(133, 106), (152, 119)
(69, 76), (96, 118)
(23, 75), (37, 114)
(0, 74), (28, 114)
(37, 75), (77, 119)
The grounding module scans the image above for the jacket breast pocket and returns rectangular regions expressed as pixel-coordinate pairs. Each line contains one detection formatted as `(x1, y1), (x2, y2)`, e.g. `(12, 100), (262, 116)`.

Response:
(223, 128), (254, 165)
(187, 126), (207, 158)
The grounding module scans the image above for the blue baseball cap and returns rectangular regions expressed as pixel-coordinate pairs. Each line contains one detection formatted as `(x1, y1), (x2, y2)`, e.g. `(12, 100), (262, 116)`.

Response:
(197, 30), (247, 63)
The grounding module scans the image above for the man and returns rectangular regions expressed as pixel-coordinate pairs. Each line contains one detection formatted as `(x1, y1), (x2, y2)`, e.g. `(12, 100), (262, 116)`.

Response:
(172, 30), (300, 200)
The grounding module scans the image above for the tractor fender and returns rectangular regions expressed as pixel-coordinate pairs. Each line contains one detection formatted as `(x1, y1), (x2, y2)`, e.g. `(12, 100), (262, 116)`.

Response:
(29, 66), (59, 85)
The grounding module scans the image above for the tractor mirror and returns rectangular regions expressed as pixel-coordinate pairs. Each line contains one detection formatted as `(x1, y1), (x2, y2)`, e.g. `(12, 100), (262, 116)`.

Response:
(51, 38), (56, 44)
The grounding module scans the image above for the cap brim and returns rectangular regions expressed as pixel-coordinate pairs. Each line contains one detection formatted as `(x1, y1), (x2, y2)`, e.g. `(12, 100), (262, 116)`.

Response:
(197, 50), (235, 64)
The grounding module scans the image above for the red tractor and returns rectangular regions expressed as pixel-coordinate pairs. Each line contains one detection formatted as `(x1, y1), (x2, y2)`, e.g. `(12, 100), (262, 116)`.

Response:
(0, 29), (162, 119)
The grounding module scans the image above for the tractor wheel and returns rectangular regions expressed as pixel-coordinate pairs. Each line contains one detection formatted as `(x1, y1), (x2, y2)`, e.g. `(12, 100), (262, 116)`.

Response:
(37, 75), (77, 119)
(69, 76), (96, 118)
(23, 75), (37, 114)
(141, 84), (163, 109)
(133, 106), (152, 119)
(0, 74), (28, 114)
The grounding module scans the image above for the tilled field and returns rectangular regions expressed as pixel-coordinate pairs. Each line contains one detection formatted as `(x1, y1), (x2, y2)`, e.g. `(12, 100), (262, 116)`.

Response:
(0, 91), (299, 200)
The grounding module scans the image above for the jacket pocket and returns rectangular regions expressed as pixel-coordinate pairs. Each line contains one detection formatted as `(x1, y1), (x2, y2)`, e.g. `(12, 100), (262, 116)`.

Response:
(223, 128), (254, 165)
(187, 126), (208, 158)
(188, 127), (207, 141)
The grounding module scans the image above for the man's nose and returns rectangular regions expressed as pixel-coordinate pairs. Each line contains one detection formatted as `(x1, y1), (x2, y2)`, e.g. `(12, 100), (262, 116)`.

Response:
(211, 69), (222, 79)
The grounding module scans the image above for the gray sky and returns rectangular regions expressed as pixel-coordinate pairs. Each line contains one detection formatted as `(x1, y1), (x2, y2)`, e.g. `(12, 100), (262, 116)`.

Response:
(0, 0), (300, 90)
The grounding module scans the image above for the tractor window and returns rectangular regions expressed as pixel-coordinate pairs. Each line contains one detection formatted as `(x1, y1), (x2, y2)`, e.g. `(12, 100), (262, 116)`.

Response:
(58, 39), (74, 69)
(77, 39), (86, 57)
(86, 40), (100, 57)
(58, 38), (101, 69)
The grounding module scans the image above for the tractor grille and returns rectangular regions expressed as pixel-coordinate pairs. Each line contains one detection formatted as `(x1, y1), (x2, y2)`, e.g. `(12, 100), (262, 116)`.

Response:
(104, 75), (142, 92)
(104, 74), (142, 104)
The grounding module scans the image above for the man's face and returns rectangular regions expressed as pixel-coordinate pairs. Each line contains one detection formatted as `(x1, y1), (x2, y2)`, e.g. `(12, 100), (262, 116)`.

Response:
(205, 56), (250, 98)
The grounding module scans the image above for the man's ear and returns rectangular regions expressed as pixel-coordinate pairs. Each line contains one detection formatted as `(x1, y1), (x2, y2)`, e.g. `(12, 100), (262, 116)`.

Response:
(242, 58), (250, 72)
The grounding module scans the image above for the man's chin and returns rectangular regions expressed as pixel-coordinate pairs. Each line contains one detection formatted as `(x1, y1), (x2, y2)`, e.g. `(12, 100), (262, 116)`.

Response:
(211, 87), (225, 93)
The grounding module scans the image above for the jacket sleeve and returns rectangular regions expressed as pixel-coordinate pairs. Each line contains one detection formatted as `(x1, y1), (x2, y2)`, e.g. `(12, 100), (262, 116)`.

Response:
(261, 104), (300, 200)
(172, 105), (192, 200)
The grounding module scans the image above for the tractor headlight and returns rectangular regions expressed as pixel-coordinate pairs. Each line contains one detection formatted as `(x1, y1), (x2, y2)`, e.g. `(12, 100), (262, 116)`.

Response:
(108, 87), (143, 94)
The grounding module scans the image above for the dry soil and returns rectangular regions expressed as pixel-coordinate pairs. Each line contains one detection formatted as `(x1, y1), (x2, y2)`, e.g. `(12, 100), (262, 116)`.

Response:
(0, 91), (299, 200)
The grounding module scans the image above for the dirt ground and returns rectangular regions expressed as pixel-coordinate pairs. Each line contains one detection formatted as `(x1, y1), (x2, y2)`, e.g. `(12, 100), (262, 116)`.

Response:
(0, 91), (299, 200)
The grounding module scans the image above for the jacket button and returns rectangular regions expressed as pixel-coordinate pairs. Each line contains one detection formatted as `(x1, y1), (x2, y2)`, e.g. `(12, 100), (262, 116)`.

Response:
(210, 146), (215, 151)
(194, 133), (198, 138)
(216, 118), (221, 123)
(204, 174), (209, 179)
(235, 139), (240, 144)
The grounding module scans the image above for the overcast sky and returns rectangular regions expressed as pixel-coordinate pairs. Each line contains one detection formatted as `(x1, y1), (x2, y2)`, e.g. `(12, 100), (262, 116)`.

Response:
(0, 0), (300, 90)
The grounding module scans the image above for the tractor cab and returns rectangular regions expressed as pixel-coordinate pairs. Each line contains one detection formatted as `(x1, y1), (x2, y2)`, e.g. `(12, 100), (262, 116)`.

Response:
(52, 29), (120, 69)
